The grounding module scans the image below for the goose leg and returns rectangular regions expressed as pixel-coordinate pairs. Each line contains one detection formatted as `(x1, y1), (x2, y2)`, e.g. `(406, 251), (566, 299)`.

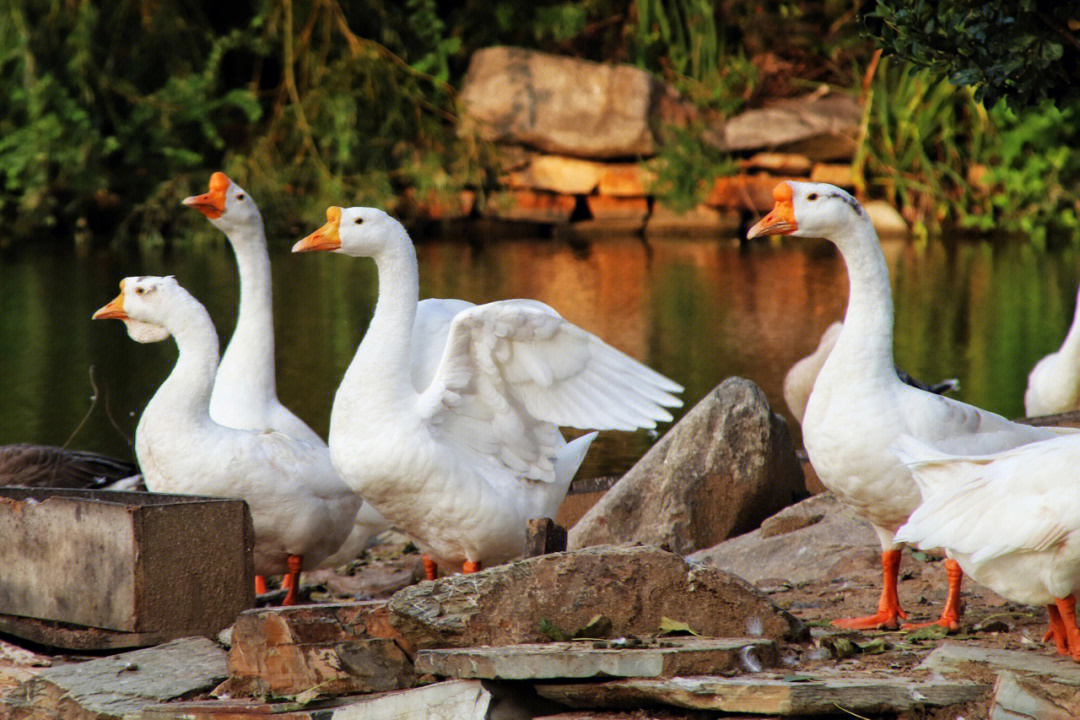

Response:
(282, 573), (294, 590)
(255, 575), (268, 595)
(422, 555), (438, 581)
(282, 555), (303, 606)
(1045, 603), (1069, 655)
(832, 549), (907, 630)
(1054, 595), (1080, 662)
(462, 560), (482, 574)
(903, 558), (963, 632)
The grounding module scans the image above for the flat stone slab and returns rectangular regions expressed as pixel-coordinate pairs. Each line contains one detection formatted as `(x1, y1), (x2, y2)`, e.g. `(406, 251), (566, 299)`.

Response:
(142, 681), (492, 720)
(992, 671), (1080, 720)
(921, 643), (1080, 685)
(416, 637), (777, 680)
(534, 673), (989, 715)
(1, 637), (227, 720)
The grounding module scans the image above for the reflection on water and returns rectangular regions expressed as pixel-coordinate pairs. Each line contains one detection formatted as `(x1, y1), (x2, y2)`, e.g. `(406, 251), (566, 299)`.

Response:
(1, 232), (1078, 478)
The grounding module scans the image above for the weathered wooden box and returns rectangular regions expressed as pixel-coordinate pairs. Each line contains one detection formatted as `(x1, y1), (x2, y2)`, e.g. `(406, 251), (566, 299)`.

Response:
(0, 487), (254, 642)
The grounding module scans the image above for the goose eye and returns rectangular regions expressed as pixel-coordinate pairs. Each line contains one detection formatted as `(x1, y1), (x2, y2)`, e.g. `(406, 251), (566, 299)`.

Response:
(236, 193), (245, 201)
(807, 193), (819, 201)
(355, 217), (364, 225)
(135, 287), (145, 296)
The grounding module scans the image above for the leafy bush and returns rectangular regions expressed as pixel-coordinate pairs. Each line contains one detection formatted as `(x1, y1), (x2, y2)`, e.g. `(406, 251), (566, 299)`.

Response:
(865, 1), (1080, 109)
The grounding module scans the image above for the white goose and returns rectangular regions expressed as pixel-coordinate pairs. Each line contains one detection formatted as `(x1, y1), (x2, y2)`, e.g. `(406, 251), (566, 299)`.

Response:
(749, 181), (1072, 630)
(894, 434), (1080, 661)
(93, 276), (360, 604)
(1025, 282), (1080, 417)
(292, 206), (683, 576)
(182, 173), (388, 573)
(784, 321), (958, 425)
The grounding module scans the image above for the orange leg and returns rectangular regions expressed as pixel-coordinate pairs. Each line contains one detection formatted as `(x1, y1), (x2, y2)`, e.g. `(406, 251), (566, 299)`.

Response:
(462, 560), (482, 574)
(903, 558), (963, 632)
(255, 575), (268, 595)
(422, 555), (438, 581)
(1054, 595), (1080, 662)
(1044, 603), (1069, 655)
(832, 549), (908, 630)
(282, 555), (303, 606)
(282, 573), (294, 590)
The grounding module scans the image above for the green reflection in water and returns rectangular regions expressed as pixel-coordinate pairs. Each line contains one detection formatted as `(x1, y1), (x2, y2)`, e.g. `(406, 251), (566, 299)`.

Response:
(1, 232), (1079, 479)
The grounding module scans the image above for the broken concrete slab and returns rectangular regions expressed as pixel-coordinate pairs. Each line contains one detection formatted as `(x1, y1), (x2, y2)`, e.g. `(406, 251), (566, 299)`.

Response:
(920, 643), (1080, 685)
(0, 638), (51, 702)
(220, 602), (414, 698)
(388, 545), (804, 649)
(416, 637), (777, 680)
(569, 378), (805, 556)
(689, 493), (878, 586)
(0, 487), (253, 640)
(1, 637), (226, 720)
(992, 671), (1080, 720)
(534, 673), (989, 714)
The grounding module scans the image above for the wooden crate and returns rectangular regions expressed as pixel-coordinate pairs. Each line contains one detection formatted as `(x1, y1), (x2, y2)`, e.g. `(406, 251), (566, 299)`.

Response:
(0, 487), (253, 643)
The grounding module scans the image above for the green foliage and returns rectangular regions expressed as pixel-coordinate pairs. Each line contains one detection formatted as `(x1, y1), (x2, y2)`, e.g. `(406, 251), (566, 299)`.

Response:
(633, 0), (722, 84)
(866, 0), (1080, 109)
(644, 126), (736, 213)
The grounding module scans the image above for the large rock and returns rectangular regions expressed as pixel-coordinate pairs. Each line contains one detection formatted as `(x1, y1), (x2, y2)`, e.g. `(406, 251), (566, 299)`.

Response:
(388, 545), (804, 649)
(689, 492), (878, 585)
(724, 93), (862, 161)
(569, 378), (804, 555)
(0, 637), (226, 720)
(461, 47), (722, 160)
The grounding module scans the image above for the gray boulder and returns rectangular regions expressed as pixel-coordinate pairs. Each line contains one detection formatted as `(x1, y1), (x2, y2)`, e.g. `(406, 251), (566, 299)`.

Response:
(724, 93), (862, 161)
(689, 492), (879, 585)
(460, 47), (723, 159)
(388, 545), (804, 649)
(568, 377), (804, 555)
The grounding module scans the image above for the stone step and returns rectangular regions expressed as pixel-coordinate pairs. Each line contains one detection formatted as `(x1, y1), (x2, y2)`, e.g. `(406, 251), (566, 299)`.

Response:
(416, 637), (777, 680)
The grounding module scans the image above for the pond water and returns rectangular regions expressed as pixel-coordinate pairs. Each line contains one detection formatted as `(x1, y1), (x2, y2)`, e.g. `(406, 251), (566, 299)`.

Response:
(2, 228), (1079, 479)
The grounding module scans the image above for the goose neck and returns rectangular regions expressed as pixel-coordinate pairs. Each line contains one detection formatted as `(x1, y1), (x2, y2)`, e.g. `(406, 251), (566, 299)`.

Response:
(149, 302), (221, 427)
(219, 219), (275, 391)
(830, 218), (895, 375)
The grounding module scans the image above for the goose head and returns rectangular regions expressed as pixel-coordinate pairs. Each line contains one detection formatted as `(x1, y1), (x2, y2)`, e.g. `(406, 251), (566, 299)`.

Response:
(747, 181), (869, 241)
(292, 206), (405, 257)
(92, 276), (183, 343)
(182, 172), (261, 234)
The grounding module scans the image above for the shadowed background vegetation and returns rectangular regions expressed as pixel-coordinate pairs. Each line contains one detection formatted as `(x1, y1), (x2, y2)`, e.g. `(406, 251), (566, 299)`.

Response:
(2, 0), (1079, 248)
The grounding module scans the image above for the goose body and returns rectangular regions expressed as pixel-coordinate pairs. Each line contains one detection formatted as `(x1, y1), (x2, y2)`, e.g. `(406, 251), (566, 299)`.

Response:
(749, 181), (1073, 629)
(293, 207), (683, 572)
(94, 276), (361, 602)
(1025, 283), (1080, 417)
(785, 325), (959, 426)
(0, 444), (138, 489)
(894, 434), (1080, 659)
(183, 173), (388, 566)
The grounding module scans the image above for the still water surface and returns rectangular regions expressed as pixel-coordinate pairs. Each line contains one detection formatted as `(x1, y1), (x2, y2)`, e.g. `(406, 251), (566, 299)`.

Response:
(2, 230), (1078, 479)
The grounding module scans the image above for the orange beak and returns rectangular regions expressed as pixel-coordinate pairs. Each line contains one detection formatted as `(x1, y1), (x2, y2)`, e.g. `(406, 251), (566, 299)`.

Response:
(182, 172), (230, 219)
(293, 207), (343, 252)
(747, 182), (798, 238)
(93, 282), (128, 321)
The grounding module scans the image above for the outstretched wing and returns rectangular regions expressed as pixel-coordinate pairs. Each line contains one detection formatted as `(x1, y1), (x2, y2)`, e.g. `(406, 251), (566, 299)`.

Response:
(416, 299), (683, 483)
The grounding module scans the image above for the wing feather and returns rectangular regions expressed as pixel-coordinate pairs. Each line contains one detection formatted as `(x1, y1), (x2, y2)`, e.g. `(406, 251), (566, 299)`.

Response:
(417, 300), (683, 483)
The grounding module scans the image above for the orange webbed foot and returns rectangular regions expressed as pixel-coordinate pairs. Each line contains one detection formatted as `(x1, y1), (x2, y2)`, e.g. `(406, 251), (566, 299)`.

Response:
(1045, 603), (1069, 655)
(462, 560), (481, 574)
(902, 559), (963, 633)
(832, 609), (905, 631)
(832, 549), (906, 630)
(1053, 595), (1080, 662)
